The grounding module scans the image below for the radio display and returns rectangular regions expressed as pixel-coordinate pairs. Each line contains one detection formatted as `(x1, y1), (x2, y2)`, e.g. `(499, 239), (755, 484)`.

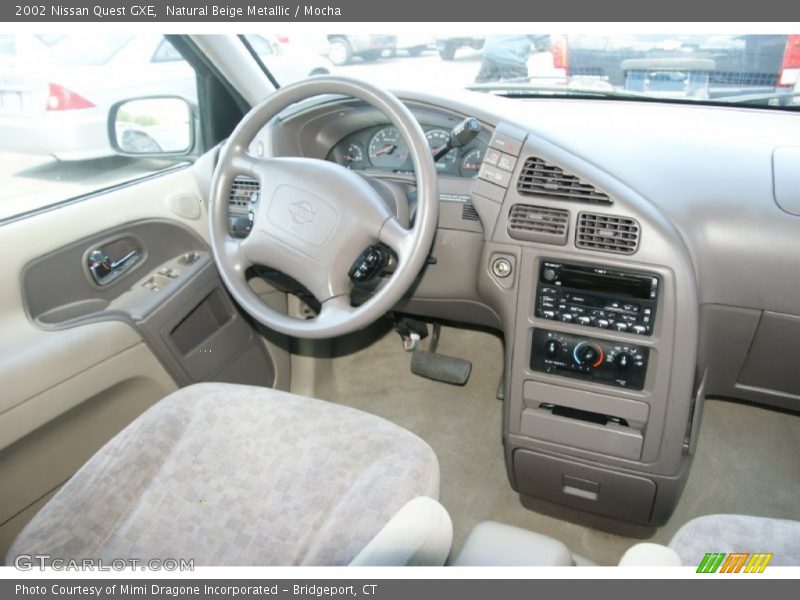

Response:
(559, 268), (652, 300)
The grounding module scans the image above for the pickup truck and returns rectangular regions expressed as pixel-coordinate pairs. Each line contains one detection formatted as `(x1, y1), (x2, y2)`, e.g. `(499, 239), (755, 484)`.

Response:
(552, 34), (800, 101)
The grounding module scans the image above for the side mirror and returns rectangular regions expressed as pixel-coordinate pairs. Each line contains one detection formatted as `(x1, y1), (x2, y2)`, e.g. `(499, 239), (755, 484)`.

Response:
(108, 96), (195, 157)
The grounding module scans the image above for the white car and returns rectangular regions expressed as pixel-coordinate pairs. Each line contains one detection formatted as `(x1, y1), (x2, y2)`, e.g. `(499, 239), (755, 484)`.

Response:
(0, 34), (334, 161)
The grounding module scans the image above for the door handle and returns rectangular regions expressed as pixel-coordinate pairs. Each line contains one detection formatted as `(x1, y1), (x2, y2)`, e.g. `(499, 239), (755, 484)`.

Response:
(88, 247), (141, 286)
(109, 249), (139, 270)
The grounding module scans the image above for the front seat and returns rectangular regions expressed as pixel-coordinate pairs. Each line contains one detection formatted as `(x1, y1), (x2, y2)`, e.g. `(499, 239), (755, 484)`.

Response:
(6, 383), (452, 566)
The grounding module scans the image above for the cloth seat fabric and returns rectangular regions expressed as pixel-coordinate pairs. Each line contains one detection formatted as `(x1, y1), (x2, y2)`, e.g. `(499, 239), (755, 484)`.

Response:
(669, 514), (800, 566)
(6, 383), (442, 566)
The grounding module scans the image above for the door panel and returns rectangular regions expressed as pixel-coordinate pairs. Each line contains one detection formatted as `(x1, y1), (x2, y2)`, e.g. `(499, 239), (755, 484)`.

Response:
(0, 164), (276, 558)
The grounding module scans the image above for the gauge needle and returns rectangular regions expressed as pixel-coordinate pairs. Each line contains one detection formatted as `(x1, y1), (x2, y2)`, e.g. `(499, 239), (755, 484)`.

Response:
(373, 144), (396, 156)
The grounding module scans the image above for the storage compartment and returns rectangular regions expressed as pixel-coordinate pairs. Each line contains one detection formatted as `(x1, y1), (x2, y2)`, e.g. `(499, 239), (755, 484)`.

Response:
(513, 449), (656, 524)
(521, 380), (648, 460)
(170, 289), (233, 355)
(521, 407), (644, 460)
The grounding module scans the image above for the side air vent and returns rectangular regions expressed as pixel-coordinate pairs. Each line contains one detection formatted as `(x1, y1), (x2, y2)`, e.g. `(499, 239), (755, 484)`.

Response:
(462, 202), (480, 222)
(576, 212), (640, 254)
(517, 157), (612, 204)
(228, 176), (259, 238)
(507, 204), (569, 245)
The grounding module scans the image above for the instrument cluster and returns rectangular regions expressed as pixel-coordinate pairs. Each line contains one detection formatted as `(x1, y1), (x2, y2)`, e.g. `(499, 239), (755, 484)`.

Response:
(326, 124), (487, 178)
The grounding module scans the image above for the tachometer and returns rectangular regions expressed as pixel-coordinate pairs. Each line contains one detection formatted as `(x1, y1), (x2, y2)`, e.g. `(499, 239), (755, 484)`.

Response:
(425, 128), (457, 169)
(368, 127), (409, 169)
(460, 148), (484, 177)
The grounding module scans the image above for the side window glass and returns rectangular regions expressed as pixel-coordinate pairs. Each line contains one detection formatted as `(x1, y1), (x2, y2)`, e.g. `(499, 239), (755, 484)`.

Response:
(0, 34), (199, 220)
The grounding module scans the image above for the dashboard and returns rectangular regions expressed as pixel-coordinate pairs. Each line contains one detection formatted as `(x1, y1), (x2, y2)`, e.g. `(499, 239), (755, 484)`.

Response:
(326, 123), (488, 177)
(257, 89), (800, 534)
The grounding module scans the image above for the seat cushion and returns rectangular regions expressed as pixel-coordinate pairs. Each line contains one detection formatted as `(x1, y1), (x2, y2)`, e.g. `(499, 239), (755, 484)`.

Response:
(669, 514), (800, 566)
(6, 383), (439, 566)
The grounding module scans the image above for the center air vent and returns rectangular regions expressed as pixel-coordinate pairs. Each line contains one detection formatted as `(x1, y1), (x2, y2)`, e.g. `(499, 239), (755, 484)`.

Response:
(576, 212), (640, 254)
(507, 204), (570, 245)
(228, 176), (259, 237)
(517, 157), (612, 204)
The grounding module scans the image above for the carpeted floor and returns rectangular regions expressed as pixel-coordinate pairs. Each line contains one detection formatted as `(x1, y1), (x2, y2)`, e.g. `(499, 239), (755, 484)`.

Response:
(328, 323), (800, 565)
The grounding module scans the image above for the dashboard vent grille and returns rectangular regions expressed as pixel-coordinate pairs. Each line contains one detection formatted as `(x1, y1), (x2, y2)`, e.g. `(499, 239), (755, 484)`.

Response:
(462, 202), (480, 222)
(517, 157), (612, 204)
(228, 176), (259, 238)
(576, 212), (640, 254)
(507, 204), (569, 245)
(228, 176), (259, 211)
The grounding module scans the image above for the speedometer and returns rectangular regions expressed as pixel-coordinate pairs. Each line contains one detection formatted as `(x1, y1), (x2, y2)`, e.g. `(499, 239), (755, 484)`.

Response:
(368, 127), (409, 169)
(425, 129), (457, 168)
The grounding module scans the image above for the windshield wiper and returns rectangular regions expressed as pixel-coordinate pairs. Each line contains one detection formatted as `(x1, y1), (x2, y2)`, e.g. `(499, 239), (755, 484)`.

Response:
(468, 79), (800, 109)
(711, 89), (800, 105)
(466, 79), (644, 99)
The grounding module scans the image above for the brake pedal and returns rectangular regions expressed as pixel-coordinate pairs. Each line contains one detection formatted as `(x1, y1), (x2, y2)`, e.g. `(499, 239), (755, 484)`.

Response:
(411, 350), (472, 386)
(408, 322), (472, 386)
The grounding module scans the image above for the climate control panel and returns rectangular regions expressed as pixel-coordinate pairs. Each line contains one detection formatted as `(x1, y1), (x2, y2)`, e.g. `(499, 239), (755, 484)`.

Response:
(531, 328), (649, 390)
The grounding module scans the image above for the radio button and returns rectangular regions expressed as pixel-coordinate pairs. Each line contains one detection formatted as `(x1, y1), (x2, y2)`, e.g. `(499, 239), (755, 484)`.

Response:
(542, 310), (556, 319)
(577, 316), (592, 326)
(559, 313), (574, 323)
(596, 319), (610, 329)
(613, 322), (629, 332)
(623, 304), (640, 312)
(632, 325), (647, 335)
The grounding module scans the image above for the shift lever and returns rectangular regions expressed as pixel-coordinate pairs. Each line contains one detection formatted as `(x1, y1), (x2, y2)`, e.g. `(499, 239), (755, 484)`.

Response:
(433, 117), (481, 162)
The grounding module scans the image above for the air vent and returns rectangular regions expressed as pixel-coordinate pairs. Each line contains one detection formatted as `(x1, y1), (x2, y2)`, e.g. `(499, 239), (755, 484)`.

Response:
(517, 157), (612, 204)
(507, 204), (569, 245)
(462, 202), (480, 222)
(228, 176), (259, 238)
(228, 176), (259, 211)
(576, 212), (640, 254)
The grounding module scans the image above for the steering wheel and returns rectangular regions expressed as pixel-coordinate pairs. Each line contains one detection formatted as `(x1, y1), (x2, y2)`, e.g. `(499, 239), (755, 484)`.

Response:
(209, 77), (439, 339)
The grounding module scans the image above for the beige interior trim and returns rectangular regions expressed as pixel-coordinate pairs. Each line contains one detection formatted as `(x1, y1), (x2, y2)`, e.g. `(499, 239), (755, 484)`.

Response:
(0, 343), (176, 452)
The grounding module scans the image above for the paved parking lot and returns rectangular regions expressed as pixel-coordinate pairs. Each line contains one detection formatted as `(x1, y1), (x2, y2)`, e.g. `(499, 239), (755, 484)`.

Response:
(0, 48), (558, 220)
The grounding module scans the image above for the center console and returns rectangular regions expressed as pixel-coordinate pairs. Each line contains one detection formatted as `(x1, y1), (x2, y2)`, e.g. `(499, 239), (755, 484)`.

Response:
(473, 122), (702, 533)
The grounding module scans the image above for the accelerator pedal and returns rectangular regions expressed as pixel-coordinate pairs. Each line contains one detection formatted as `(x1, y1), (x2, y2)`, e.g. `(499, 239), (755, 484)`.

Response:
(409, 323), (472, 386)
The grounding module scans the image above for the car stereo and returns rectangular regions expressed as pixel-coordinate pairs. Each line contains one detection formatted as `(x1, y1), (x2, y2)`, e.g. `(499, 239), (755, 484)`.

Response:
(535, 261), (658, 336)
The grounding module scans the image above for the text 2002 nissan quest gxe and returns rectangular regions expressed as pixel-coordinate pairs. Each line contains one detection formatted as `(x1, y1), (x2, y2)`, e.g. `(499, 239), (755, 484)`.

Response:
(0, 33), (799, 568)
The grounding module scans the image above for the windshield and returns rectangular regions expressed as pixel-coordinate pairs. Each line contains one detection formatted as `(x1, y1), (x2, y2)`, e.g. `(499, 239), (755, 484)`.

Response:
(53, 34), (134, 66)
(244, 33), (800, 109)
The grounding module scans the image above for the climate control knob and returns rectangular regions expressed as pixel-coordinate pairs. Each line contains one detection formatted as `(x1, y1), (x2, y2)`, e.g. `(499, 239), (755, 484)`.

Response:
(573, 342), (604, 368)
(544, 339), (561, 357)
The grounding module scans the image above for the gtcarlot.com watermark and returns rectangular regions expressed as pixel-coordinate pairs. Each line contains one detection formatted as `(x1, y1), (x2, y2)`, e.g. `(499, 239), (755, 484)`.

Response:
(12, 554), (194, 571)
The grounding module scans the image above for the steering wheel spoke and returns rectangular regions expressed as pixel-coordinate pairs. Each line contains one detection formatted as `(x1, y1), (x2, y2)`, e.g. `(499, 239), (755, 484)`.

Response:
(317, 293), (355, 324)
(227, 147), (257, 177)
(379, 216), (410, 256)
